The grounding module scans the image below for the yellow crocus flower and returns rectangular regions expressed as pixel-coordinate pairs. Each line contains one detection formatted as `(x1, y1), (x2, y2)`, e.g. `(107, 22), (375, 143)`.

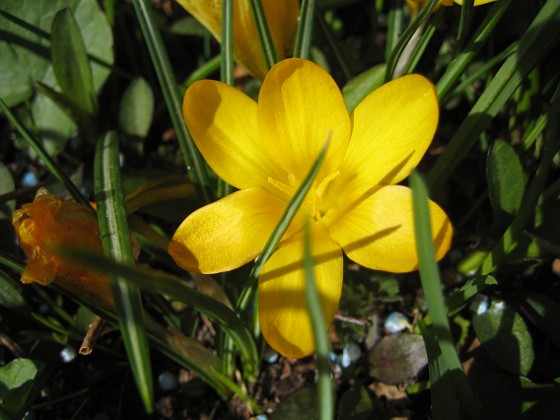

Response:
(176, 0), (299, 80)
(12, 189), (114, 308)
(168, 58), (453, 359)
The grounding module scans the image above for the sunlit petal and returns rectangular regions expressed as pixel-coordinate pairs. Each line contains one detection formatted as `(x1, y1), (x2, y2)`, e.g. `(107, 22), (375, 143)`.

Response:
(337, 74), (438, 191)
(258, 59), (351, 183)
(328, 185), (453, 272)
(184, 80), (282, 189)
(169, 187), (300, 274)
(259, 223), (343, 358)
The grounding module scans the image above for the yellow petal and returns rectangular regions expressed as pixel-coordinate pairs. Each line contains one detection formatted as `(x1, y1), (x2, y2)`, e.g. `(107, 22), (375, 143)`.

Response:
(169, 187), (299, 274)
(338, 74), (438, 190)
(454, 0), (496, 5)
(176, 0), (299, 80)
(257, 58), (351, 184)
(259, 223), (343, 358)
(184, 80), (282, 189)
(328, 185), (453, 272)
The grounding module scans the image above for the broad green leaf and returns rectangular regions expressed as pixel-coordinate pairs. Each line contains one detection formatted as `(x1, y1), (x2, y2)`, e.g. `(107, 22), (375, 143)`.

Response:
(522, 292), (560, 350)
(337, 385), (373, 420)
(271, 387), (318, 420)
(0, 359), (46, 419)
(0, 269), (29, 316)
(471, 296), (534, 376)
(342, 63), (386, 113)
(0, 0), (113, 152)
(0, 163), (15, 217)
(487, 139), (525, 217)
(51, 8), (97, 118)
(0, 164), (16, 254)
(119, 78), (154, 138)
(476, 373), (560, 420)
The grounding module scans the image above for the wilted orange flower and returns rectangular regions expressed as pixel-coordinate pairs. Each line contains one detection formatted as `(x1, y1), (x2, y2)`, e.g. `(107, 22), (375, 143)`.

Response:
(176, 0), (299, 80)
(12, 189), (113, 308)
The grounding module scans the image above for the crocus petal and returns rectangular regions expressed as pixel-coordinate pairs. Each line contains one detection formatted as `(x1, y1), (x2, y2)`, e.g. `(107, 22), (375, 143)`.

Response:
(328, 185), (453, 273)
(258, 59), (351, 183)
(338, 74), (438, 190)
(259, 223), (343, 358)
(176, 0), (299, 80)
(184, 80), (282, 189)
(233, 0), (299, 79)
(169, 187), (299, 274)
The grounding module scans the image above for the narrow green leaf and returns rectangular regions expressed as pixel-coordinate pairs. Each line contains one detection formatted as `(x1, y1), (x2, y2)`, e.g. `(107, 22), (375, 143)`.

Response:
(222, 137), (330, 377)
(303, 221), (333, 420)
(293, 0), (315, 60)
(132, 0), (211, 203)
(522, 292), (560, 350)
(0, 97), (89, 206)
(94, 132), (153, 413)
(410, 171), (481, 419)
(51, 8), (98, 118)
(60, 246), (259, 379)
(221, 0), (234, 86)
(236, 136), (331, 312)
(385, 0), (439, 81)
(429, 0), (560, 192)
(119, 78), (154, 138)
(436, 0), (514, 101)
(249, 0), (278, 69)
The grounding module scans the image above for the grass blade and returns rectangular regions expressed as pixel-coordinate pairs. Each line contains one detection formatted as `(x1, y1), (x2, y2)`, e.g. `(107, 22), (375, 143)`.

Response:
(294, 0), (315, 60)
(303, 221), (333, 420)
(249, 0), (278, 69)
(0, 97), (89, 207)
(62, 246), (259, 379)
(94, 132), (153, 413)
(221, 0), (234, 86)
(410, 171), (481, 419)
(132, 0), (211, 203)
(429, 0), (560, 193)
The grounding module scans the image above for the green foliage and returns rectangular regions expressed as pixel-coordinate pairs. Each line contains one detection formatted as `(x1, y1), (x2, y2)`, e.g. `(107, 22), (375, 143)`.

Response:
(1, 0), (560, 418)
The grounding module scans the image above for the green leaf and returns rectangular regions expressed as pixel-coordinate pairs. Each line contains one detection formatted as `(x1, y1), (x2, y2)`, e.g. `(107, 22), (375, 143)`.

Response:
(271, 387), (318, 420)
(0, 0), (113, 152)
(303, 221), (333, 420)
(521, 292), (560, 350)
(476, 373), (560, 420)
(51, 8), (97, 118)
(487, 139), (525, 217)
(94, 131), (154, 413)
(0, 163), (15, 217)
(471, 296), (534, 376)
(337, 385), (373, 420)
(0, 269), (29, 316)
(428, 0), (560, 193)
(342, 63), (386, 113)
(0, 0), (112, 107)
(0, 359), (46, 419)
(445, 275), (497, 317)
(118, 78), (154, 138)
(59, 246), (259, 379)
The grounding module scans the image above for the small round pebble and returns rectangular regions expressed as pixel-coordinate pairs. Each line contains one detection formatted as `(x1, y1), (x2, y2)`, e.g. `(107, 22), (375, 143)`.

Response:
(60, 346), (77, 363)
(158, 371), (179, 391)
(341, 343), (362, 368)
(384, 312), (410, 334)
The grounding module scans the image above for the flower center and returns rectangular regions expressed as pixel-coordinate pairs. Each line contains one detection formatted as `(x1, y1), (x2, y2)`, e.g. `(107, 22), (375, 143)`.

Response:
(267, 170), (340, 222)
